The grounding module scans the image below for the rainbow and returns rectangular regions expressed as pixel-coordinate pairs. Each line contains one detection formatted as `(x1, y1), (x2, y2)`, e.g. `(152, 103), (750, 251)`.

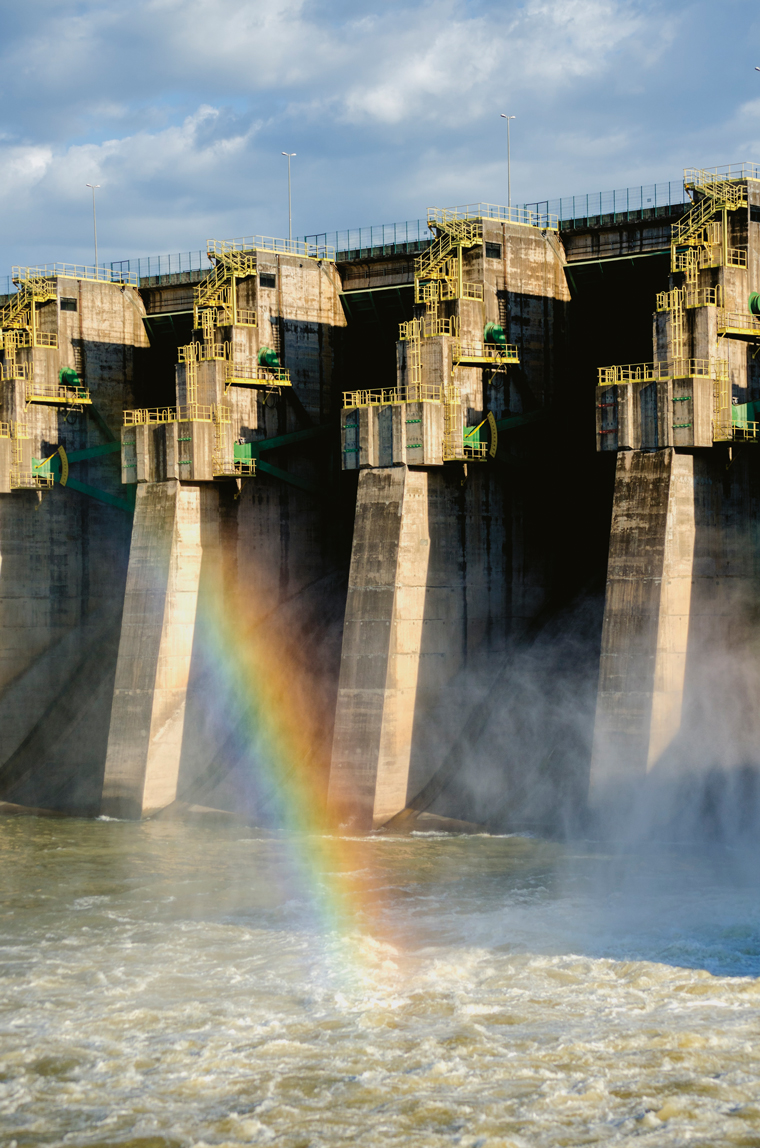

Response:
(182, 564), (392, 956)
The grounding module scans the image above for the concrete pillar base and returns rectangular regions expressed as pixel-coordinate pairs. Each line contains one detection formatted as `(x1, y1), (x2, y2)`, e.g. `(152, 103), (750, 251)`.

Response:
(101, 481), (219, 819)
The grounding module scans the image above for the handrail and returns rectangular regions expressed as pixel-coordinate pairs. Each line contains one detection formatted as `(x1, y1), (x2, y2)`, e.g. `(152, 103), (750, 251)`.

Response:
(179, 341), (231, 363)
(399, 317), (459, 340)
(0, 362), (33, 381)
(343, 383), (442, 408)
(25, 382), (91, 405)
(684, 163), (760, 188)
(13, 264), (138, 286)
(718, 310), (760, 332)
(207, 236), (334, 261)
(598, 358), (728, 385)
(123, 404), (214, 425)
(428, 204), (559, 231)
(454, 341), (520, 363)
(224, 362), (291, 386)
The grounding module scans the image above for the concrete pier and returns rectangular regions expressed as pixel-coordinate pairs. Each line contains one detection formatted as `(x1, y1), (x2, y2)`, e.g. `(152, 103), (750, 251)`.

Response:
(5, 168), (760, 831)
(590, 449), (695, 790)
(101, 481), (219, 818)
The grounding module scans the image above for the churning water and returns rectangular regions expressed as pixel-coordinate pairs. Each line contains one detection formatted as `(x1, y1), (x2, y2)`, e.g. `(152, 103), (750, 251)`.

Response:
(2, 817), (760, 1147)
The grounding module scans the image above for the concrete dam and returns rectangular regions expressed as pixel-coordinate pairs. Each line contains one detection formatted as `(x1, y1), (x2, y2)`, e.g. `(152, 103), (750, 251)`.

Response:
(2, 162), (759, 832)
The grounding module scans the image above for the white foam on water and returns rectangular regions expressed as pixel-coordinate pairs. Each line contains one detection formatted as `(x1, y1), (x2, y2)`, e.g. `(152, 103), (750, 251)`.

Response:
(1, 820), (760, 1146)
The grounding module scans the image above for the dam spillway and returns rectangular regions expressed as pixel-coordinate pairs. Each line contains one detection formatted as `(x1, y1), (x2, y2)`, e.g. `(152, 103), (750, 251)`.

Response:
(2, 165), (759, 831)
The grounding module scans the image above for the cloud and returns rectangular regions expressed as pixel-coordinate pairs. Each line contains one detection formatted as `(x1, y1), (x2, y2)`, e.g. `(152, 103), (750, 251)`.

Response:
(0, 0), (759, 275)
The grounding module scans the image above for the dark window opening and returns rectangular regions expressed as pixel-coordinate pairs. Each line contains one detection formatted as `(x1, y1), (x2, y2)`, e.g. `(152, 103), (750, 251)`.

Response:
(485, 242), (502, 260)
(60, 297), (77, 311)
(750, 205), (760, 224)
(259, 273), (276, 289)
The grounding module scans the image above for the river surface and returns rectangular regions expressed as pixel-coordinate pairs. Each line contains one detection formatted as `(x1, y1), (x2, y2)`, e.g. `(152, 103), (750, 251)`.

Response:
(2, 818), (760, 1147)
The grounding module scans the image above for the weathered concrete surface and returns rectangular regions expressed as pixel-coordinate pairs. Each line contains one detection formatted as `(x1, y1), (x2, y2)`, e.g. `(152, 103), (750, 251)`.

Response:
(101, 481), (219, 818)
(328, 467), (428, 827)
(590, 446), (760, 806)
(328, 462), (517, 829)
(0, 280), (147, 811)
(589, 449), (690, 792)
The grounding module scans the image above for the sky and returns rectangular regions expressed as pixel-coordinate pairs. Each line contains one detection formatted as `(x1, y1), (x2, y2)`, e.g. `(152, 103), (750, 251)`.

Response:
(1, 0), (760, 276)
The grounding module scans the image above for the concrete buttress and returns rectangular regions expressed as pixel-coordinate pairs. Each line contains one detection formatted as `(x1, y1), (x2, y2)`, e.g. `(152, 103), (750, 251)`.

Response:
(328, 466), (430, 828)
(589, 449), (695, 795)
(101, 480), (219, 818)
(590, 446), (760, 810)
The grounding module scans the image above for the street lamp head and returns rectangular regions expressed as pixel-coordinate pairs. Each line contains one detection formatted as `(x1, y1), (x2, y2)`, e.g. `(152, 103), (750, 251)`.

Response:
(86, 183), (100, 189)
(500, 114), (515, 120)
(281, 152), (296, 157)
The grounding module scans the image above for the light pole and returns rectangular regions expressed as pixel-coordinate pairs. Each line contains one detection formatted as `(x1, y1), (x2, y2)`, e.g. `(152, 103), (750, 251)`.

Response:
(500, 115), (516, 208)
(281, 152), (296, 243)
(85, 183), (100, 269)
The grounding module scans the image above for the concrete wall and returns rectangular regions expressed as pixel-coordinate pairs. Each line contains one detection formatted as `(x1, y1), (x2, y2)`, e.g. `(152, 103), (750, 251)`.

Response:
(328, 462), (518, 829)
(101, 481), (219, 818)
(590, 446), (760, 810)
(0, 279), (148, 811)
(102, 472), (350, 819)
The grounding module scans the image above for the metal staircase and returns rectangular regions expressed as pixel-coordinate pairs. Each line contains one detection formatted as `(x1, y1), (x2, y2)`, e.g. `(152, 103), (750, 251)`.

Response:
(600, 166), (754, 446)
(342, 205), (536, 464)
(194, 249), (258, 332)
(0, 272), (58, 349)
(672, 170), (748, 274)
(415, 218), (484, 308)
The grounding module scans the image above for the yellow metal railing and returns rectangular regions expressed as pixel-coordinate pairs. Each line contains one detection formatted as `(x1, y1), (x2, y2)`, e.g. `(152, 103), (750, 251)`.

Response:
(0, 422), (9, 438)
(442, 392), (460, 462)
(414, 220), (482, 305)
(212, 404), (235, 476)
(399, 317), (459, 340)
(672, 247), (719, 273)
(179, 340), (231, 363)
(3, 330), (58, 349)
(25, 382), (91, 406)
(598, 359), (729, 385)
(713, 367), (732, 442)
(207, 236), (335, 261)
(122, 404), (215, 425)
(684, 166), (758, 191)
(1, 361), (33, 382)
(9, 424), (53, 490)
(236, 309), (257, 327)
(659, 285), (724, 310)
(176, 404), (212, 421)
(124, 407), (176, 425)
(462, 439), (488, 460)
(686, 286), (723, 308)
(0, 277), (57, 344)
(733, 421), (760, 441)
(343, 383), (442, 408)
(453, 341), (519, 365)
(13, 264), (138, 286)
(10, 470), (54, 490)
(725, 248), (748, 267)
(427, 204), (559, 231)
(224, 363), (291, 387)
(718, 310), (760, 336)
(193, 252), (257, 331)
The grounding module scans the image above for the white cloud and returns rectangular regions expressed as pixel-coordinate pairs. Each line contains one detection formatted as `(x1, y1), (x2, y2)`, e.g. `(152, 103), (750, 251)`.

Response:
(0, 0), (759, 273)
(0, 146), (53, 197)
